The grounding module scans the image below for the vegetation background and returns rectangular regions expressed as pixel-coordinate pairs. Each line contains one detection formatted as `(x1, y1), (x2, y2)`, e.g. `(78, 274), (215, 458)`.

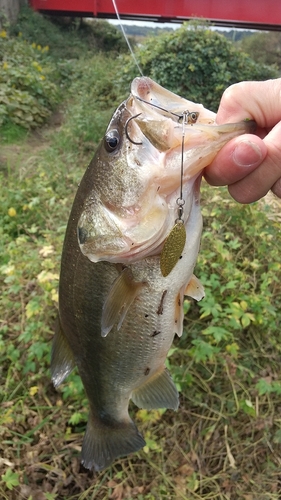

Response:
(1, 6), (281, 499)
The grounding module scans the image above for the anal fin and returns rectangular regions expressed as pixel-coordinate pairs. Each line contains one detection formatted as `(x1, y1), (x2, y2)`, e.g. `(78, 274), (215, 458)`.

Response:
(51, 316), (76, 388)
(101, 267), (146, 337)
(184, 274), (205, 301)
(81, 412), (145, 471)
(131, 368), (179, 411)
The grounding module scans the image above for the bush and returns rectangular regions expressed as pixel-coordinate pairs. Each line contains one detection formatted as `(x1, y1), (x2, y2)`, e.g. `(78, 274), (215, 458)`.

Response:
(120, 22), (278, 111)
(0, 32), (59, 128)
(76, 19), (129, 53)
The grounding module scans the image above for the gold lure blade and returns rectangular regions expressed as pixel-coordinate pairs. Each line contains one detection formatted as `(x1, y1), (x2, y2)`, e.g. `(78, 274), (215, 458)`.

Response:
(160, 222), (186, 277)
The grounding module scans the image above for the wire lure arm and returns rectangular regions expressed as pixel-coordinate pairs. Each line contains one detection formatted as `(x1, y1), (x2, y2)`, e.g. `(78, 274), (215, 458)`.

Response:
(134, 95), (200, 124)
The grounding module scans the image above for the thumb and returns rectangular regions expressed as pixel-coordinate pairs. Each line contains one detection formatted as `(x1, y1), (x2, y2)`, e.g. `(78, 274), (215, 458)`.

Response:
(204, 134), (266, 186)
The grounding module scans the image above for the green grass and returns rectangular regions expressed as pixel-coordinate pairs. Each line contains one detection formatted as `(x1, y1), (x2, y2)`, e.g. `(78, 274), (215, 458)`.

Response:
(0, 121), (29, 144)
(1, 12), (281, 500)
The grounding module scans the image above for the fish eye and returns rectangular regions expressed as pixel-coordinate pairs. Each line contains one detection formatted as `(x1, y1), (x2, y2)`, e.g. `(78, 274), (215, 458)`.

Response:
(188, 112), (199, 124)
(104, 129), (120, 152)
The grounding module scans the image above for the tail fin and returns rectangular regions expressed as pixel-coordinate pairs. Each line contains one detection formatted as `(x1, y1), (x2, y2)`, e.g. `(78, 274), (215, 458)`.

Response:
(81, 413), (146, 471)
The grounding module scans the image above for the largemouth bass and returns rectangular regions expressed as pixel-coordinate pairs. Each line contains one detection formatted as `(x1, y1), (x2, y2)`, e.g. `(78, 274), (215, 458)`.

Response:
(51, 77), (255, 471)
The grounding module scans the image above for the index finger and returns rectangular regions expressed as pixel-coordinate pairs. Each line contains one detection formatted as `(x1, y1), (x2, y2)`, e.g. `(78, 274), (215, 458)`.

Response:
(216, 79), (281, 129)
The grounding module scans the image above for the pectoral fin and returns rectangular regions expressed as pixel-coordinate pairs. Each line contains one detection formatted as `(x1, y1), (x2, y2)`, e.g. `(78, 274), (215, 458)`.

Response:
(131, 368), (179, 410)
(101, 267), (145, 337)
(51, 317), (76, 388)
(184, 274), (205, 301)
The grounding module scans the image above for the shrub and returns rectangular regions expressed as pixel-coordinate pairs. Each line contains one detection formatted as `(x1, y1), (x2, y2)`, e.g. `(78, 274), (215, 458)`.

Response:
(0, 32), (59, 128)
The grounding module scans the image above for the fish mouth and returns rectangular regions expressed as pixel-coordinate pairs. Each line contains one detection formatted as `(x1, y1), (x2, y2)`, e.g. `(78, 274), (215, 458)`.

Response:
(127, 77), (256, 156)
(124, 77), (216, 152)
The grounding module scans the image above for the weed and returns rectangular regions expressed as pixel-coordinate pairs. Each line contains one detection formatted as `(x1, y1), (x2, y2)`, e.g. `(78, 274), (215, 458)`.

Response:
(55, 54), (127, 156)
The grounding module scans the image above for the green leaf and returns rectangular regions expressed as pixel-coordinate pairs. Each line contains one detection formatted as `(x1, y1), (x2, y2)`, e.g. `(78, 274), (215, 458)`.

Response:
(68, 412), (84, 426)
(45, 494), (58, 500)
(256, 378), (273, 396)
(240, 399), (256, 417)
(273, 429), (281, 444)
(202, 326), (231, 343)
(1, 468), (20, 490)
(189, 339), (218, 363)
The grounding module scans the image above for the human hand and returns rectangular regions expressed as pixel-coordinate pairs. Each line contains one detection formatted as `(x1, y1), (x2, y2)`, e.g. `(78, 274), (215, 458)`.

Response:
(204, 78), (281, 203)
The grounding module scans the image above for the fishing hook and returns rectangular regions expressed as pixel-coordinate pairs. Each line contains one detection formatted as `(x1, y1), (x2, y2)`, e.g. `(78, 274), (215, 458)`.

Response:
(125, 113), (143, 145)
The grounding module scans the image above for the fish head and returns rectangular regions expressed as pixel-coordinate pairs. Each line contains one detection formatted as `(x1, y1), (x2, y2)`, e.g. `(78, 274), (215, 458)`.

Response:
(77, 77), (255, 265)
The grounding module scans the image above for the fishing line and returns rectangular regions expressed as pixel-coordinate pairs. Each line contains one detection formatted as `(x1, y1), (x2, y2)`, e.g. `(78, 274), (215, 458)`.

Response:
(112, 0), (143, 76)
